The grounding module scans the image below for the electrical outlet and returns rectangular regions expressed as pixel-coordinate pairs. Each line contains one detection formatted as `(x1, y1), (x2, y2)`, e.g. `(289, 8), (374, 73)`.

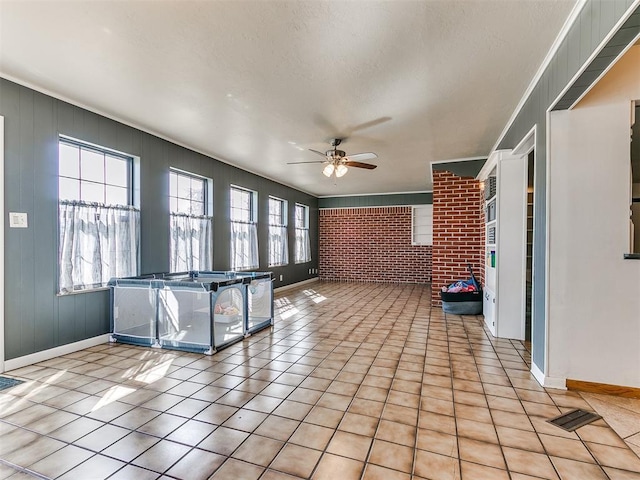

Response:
(279, 275), (283, 281)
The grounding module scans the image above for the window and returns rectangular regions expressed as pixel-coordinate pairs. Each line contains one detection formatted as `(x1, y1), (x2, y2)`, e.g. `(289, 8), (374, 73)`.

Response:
(412, 205), (433, 245)
(59, 139), (130, 204)
(230, 186), (259, 270)
(170, 170), (205, 215)
(58, 137), (139, 293)
(169, 169), (212, 272)
(294, 203), (311, 263)
(268, 197), (288, 267)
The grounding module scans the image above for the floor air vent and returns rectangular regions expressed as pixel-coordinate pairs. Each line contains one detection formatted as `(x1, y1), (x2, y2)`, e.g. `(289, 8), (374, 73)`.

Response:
(547, 409), (601, 432)
(0, 376), (24, 392)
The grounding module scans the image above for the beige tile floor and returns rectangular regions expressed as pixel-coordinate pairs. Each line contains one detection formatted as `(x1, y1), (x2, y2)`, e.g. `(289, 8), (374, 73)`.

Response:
(581, 392), (640, 459)
(0, 281), (638, 479)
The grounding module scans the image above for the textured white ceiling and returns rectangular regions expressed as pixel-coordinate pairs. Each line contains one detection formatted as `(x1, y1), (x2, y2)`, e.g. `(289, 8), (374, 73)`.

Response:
(0, 0), (576, 196)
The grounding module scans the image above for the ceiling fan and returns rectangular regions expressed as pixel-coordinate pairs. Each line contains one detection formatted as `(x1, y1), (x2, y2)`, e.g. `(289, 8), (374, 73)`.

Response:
(288, 139), (378, 178)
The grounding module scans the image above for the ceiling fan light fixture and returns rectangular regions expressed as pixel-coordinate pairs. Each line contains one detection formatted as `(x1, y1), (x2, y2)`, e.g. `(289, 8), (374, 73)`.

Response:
(322, 163), (335, 177)
(335, 164), (348, 178)
(289, 139), (377, 178)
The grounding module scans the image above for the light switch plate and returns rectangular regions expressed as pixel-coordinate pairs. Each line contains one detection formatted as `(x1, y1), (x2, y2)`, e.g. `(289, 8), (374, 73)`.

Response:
(9, 212), (28, 228)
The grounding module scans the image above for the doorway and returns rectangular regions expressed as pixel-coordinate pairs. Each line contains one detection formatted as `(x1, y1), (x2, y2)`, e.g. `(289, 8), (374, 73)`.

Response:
(511, 127), (536, 355)
(525, 150), (534, 342)
(0, 116), (4, 373)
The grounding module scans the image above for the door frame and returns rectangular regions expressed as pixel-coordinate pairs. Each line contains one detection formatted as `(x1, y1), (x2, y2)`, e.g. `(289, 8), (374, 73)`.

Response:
(0, 116), (5, 373)
(512, 126), (538, 375)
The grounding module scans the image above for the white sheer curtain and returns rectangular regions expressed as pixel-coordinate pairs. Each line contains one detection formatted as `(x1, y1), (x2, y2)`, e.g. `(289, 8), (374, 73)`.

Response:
(170, 213), (213, 272)
(59, 201), (139, 293)
(231, 220), (259, 270)
(295, 227), (311, 263)
(269, 225), (288, 266)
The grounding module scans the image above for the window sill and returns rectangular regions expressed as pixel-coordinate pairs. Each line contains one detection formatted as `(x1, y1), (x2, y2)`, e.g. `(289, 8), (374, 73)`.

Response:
(57, 286), (110, 297)
(623, 253), (640, 260)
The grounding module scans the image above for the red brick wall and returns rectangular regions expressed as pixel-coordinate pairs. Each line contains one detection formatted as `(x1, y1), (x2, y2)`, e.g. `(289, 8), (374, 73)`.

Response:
(432, 171), (485, 306)
(319, 206), (432, 283)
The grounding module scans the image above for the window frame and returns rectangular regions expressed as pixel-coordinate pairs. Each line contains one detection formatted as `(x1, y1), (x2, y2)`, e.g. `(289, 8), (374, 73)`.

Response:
(268, 196), (289, 267)
(169, 168), (209, 216)
(294, 203), (311, 264)
(230, 185), (259, 271)
(411, 204), (433, 246)
(58, 136), (133, 206)
(230, 185), (257, 224)
(169, 168), (213, 273)
(57, 136), (139, 295)
(294, 203), (309, 230)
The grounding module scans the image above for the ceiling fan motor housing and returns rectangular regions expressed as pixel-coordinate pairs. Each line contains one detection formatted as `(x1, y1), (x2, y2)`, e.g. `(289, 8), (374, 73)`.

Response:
(327, 149), (347, 159)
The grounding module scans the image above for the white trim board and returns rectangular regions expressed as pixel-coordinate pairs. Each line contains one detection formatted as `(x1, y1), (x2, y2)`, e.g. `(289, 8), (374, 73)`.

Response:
(487, 0), (639, 164)
(430, 156), (487, 165)
(553, 3), (640, 111)
(488, 0), (588, 156)
(3, 334), (111, 372)
(478, 127), (536, 182)
(531, 362), (567, 390)
(317, 190), (432, 199)
(0, 74), (316, 198)
(512, 125), (537, 156)
(0, 117), (4, 374)
(319, 204), (431, 210)
(274, 277), (319, 293)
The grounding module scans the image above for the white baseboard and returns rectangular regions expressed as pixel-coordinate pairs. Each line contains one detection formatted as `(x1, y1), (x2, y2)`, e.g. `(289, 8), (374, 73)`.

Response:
(3, 334), (111, 372)
(531, 362), (545, 386)
(543, 375), (567, 390)
(274, 277), (319, 293)
(531, 362), (567, 390)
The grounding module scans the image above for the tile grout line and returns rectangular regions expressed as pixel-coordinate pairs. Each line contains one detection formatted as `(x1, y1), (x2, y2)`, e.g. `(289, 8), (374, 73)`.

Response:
(477, 317), (606, 479)
(261, 282), (409, 478)
(3, 282), (640, 479)
(411, 286), (439, 479)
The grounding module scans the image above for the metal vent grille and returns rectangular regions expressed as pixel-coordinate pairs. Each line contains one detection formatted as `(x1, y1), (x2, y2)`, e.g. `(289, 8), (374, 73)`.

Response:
(547, 409), (601, 432)
(485, 177), (497, 199)
(487, 225), (496, 245)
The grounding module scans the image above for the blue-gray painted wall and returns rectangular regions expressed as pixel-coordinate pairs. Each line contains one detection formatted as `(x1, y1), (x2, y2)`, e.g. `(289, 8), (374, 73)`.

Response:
(431, 159), (486, 178)
(318, 159), (486, 209)
(318, 192), (432, 209)
(0, 78), (318, 360)
(497, 0), (639, 373)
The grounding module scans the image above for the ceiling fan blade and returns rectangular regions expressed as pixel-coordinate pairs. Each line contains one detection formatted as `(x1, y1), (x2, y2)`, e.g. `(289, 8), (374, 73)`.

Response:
(347, 116), (392, 135)
(345, 161), (377, 170)
(309, 149), (328, 158)
(344, 152), (377, 162)
(287, 160), (326, 165)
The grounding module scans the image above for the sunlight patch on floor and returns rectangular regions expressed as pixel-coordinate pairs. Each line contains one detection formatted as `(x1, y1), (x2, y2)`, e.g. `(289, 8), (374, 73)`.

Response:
(274, 296), (299, 319)
(92, 385), (137, 411)
(303, 289), (327, 303)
